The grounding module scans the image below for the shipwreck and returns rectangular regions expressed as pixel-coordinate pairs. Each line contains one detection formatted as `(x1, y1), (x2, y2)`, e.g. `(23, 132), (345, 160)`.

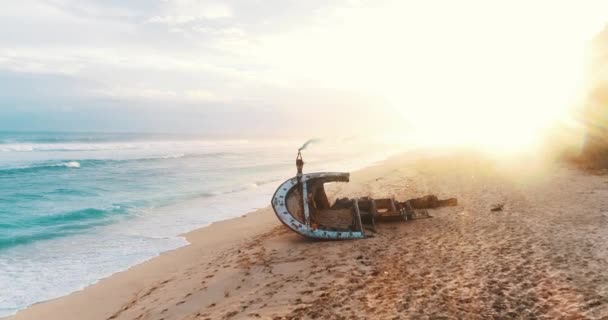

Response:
(271, 151), (457, 240)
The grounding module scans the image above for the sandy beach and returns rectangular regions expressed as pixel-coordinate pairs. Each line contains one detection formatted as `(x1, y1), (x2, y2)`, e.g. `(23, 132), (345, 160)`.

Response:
(8, 149), (608, 319)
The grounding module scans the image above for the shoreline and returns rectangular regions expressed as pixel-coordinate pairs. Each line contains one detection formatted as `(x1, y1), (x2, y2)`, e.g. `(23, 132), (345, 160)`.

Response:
(7, 205), (281, 320)
(0, 180), (278, 319)
(10, 149), (608, 319)
(6, 152), (393, 320)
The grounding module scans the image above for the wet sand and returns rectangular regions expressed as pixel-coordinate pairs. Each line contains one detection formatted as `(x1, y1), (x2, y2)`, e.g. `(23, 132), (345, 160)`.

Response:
(10, 150), (608, 319)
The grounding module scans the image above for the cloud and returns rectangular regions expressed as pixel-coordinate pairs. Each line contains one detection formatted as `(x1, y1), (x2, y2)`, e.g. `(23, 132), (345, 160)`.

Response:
(90, 87), (233, 104)
(184, 89), (232, 102)
(3, 0), (608, 135)
(0, 0), (385, 133)
(147, 1), (232, 26)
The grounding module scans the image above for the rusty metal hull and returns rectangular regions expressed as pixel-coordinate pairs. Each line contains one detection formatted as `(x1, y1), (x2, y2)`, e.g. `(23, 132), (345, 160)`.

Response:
(271, 172), (365, 240)
(271, 171), (457, 240)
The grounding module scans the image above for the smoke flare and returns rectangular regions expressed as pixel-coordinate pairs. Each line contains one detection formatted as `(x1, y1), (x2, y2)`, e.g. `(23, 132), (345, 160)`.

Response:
(298, 138), (321, 151)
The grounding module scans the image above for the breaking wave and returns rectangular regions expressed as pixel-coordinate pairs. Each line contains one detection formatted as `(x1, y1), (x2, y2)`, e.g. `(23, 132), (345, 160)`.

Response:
(0, 154), (205, 175)
(0, 140), (250, 152)
(0, 162), (82, 175)
(0, 207), (124, 250)
(61, 161), (81, 168)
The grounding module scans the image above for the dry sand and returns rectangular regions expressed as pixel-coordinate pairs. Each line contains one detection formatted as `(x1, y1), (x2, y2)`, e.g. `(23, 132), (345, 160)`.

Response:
(9, 150), (608, 319)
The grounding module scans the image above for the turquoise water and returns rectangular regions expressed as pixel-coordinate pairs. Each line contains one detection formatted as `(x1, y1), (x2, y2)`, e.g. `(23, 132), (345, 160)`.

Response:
(0, 131), (397, 316)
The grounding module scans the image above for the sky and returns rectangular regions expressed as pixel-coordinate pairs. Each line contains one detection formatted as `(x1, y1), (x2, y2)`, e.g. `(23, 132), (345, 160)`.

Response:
(1, 0), (608, 143)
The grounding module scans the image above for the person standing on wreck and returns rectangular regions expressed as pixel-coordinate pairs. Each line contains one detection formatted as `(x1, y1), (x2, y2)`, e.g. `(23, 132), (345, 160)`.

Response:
(296, 151), (304, 181)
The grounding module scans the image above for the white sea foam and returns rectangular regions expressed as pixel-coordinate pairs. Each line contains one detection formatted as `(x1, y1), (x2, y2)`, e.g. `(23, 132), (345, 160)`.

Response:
(160, 153), (185, 159)
(61, 161), (81, 168)
(0, 140), (253, 153)
(0, 182), (277, 317)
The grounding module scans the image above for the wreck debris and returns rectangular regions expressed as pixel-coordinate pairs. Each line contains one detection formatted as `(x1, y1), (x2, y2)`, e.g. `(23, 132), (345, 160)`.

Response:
(270, 151), (458, 240)
(407, 195), (458, 209)
(491, 204), (504, 212)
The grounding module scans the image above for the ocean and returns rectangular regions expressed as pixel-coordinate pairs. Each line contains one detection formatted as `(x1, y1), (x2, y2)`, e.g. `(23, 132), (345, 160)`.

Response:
(0, 131), (398, 317)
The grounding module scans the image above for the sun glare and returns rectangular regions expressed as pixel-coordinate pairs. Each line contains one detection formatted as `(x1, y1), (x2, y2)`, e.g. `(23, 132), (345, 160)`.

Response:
(252, 0), (608, 153)
(373, 0), (605, 153)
